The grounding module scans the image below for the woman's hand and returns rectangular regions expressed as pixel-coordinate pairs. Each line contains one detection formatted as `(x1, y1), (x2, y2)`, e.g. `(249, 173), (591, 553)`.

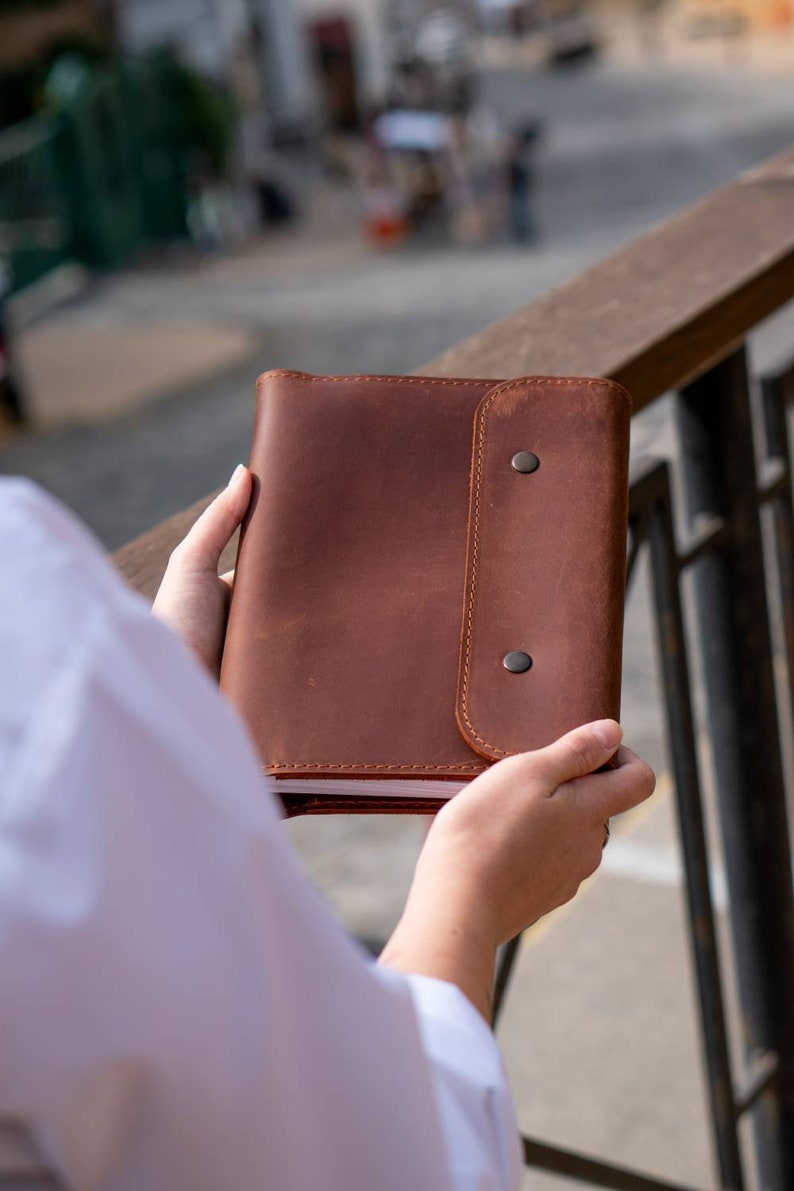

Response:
(152, 465), (252, 679)
(380, 720), (655, 1019)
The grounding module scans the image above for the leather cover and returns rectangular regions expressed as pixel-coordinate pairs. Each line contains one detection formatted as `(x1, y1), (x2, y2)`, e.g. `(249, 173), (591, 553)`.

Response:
(220, 370), (631, 815)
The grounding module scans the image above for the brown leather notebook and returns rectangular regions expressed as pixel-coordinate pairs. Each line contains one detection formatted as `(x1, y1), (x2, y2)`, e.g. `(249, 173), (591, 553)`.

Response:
(220, 370), (631, 815)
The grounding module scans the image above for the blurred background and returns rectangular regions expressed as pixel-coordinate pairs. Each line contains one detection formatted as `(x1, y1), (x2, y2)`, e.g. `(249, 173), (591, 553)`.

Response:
(3, 2), (794, 1187)
(2, 0), (794, 532)
(2, 0), (794, 543)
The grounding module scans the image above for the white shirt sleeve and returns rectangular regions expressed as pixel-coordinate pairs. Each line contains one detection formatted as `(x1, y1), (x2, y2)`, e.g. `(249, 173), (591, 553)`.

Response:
(0, 479), (521, 1191)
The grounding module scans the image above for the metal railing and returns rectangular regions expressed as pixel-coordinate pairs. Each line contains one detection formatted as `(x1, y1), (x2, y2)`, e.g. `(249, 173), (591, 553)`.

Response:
(0, 54), (190, 297)
(113, 144), (794, 1190)
(0, 117), (72, 293)
(493, 347), (794, 1190)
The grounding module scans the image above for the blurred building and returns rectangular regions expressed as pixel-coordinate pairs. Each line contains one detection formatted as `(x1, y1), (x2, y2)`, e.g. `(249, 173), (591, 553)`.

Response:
(119, 0), (318, 141)
(388, 0), (477, 66)
(302, 0), (390, 120)
(297, 1), (481, 127)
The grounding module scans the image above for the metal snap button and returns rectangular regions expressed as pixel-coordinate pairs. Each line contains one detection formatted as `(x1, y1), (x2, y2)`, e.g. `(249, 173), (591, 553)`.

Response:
(503, 651), (533, 673)
(511, 451), (539, 473)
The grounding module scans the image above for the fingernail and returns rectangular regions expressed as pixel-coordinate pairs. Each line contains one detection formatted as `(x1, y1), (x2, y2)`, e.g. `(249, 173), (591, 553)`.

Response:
(228, 463), (245, 487)
(591, 719), (622, 749)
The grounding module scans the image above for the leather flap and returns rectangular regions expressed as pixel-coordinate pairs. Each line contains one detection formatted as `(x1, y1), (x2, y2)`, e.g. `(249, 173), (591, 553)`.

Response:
(455, 377), (631, 761)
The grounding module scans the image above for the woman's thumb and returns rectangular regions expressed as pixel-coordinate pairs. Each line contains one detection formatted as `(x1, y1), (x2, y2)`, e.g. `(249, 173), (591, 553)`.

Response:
(533, 720), (623, 787)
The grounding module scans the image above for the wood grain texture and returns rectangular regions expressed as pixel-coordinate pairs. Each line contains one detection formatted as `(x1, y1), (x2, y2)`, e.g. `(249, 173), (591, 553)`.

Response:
(114, 146), (794, 595)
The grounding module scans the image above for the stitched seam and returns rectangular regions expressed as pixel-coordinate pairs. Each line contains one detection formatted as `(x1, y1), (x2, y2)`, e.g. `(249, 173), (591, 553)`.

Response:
(458, 377), (611, 755)
(267, 762), (485, 771)
(258, 372), (495, 388)
(257, 372), (631, 407)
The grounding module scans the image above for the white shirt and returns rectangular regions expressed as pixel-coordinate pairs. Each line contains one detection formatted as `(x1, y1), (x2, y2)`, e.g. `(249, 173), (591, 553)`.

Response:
(0, 479), (520, 1191)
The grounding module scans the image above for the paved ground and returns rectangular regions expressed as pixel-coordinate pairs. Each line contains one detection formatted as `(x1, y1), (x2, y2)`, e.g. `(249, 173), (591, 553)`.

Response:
(15, 319), (255, 428)
(4, 31), (794, 1187)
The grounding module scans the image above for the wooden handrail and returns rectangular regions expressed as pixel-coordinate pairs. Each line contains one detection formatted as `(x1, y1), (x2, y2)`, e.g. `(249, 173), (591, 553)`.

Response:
(427, 146), (794, 405)
(114, 145), (794, 599)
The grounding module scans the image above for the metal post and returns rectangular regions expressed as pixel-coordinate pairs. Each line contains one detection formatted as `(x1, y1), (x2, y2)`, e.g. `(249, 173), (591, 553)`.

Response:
(642, 462), (743, 1189)
(492, 933), (522, 1027)
(759, 367), (794, 753)
(677, 347), (794, 1189)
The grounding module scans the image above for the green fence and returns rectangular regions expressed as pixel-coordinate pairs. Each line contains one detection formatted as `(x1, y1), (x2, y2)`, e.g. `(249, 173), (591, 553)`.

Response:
(0, 115), (73, 293)
(0, 53), (191, 297)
